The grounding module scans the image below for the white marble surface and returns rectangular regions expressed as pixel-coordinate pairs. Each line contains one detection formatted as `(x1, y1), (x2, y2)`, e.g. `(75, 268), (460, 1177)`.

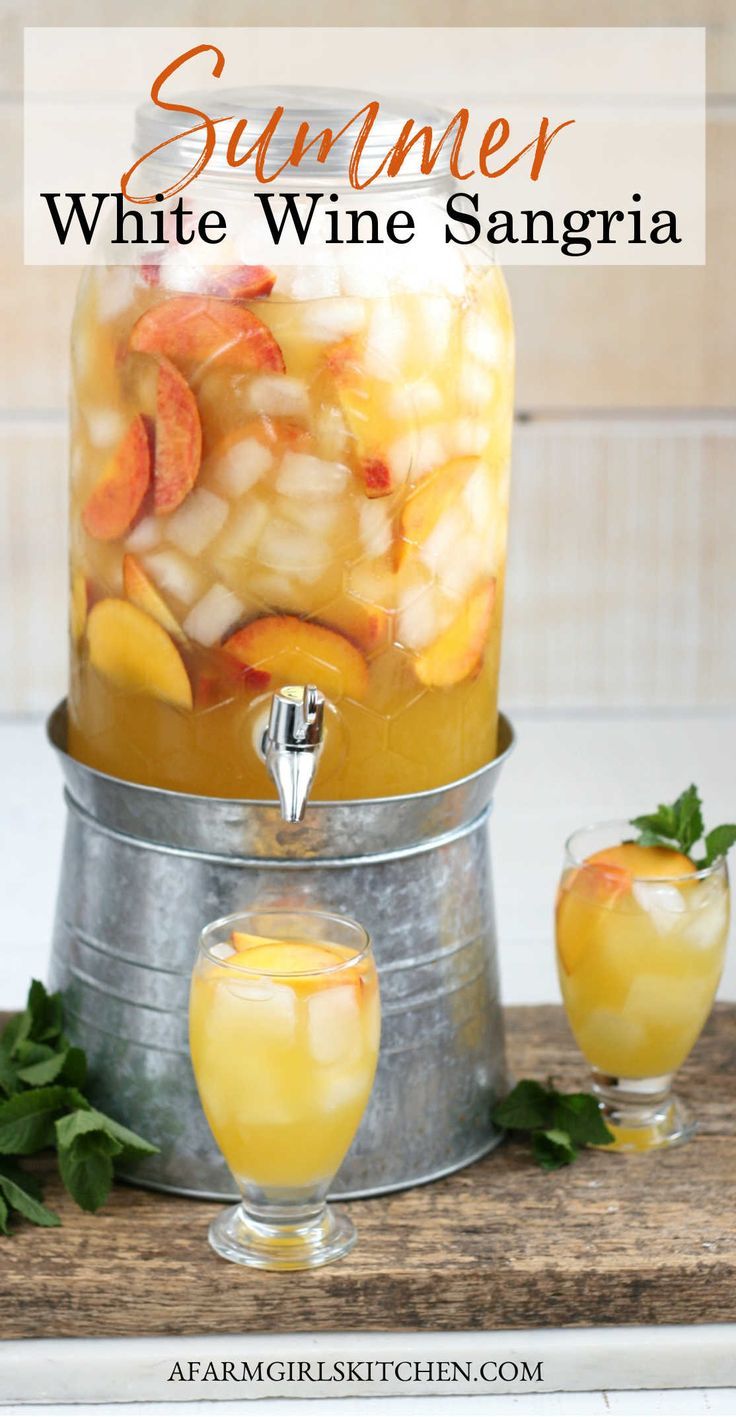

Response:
(1, 710), (735, 1414)
(2, 710), (735, 1009)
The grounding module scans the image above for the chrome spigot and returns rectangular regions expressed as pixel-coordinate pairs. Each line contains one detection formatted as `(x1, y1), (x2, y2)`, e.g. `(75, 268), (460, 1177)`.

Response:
(260, 685), (325, 823)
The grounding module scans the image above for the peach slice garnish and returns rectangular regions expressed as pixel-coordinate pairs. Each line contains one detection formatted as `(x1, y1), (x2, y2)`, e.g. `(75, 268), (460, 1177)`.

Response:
(81, 415), (151, 541)
(587, 842), (694, 880)
(228, 935), (367, 995)
(223, 615), (369, 702)
(130, 295), (285, 376)
(414, 579), (496, 688)
(398, 457), (479, 567)
(122, 553), (182, 641)
(87, 598), (193, 709)
(152, 357), (203, 515)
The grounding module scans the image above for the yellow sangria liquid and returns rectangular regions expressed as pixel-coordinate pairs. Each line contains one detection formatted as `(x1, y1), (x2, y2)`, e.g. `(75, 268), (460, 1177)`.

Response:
(556, 844), (729, 1080)
(67, 255), (513, 798)
(189, 935), (380, 1191)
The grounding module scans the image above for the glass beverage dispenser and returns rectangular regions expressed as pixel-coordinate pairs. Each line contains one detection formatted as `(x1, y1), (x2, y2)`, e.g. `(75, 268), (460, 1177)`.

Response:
(49, 89), (515, 1196)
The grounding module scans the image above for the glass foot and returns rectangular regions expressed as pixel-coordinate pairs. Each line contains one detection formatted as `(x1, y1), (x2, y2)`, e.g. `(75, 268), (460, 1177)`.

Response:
(209, 1201), (357, 1271)
(592, 1071), (697, 1153)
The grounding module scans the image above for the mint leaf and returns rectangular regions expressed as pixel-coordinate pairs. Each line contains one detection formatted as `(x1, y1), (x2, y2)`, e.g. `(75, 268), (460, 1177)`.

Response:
(0, 1158), (42, 1199)
(632, 829), (677, 851)
(553, 1093), (614, 1147)
(0, 1171), (60, 1228)
(59, 1047), (87, 1090)
(1, 1010), (31, 1057)
(58, 1132), (119, 1213)
(673, 785), (704, 856)
(703, 824), (736, 868)
(0, 1193), (9, 1235)
(631, 805), (677, 838)
(0, 1046), (18, 1098)
(14, 1043), (70, 1088)
(532, 1129), (577, 1171)
(492, 1079), (553, 1132)
(0, 1087), (71, 1155)
(27, 982), (64, 1046)
(88, 1111), (159, 1159)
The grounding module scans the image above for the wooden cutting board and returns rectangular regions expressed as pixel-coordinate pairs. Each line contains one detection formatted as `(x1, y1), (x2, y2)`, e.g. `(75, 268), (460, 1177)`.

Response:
(2, 1004), (735, 1340)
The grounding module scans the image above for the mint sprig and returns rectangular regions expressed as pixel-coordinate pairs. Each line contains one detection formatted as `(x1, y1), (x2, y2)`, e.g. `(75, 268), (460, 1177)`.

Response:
(631, 784), (736, 868)
(0, 980), (157, 1230)
(492, 1079), (614, 1170)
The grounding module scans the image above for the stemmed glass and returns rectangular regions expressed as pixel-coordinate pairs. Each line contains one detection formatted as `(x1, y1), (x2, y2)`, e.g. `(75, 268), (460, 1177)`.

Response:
(555, 822), (729, 1151)
(190, 908), (380, 1269)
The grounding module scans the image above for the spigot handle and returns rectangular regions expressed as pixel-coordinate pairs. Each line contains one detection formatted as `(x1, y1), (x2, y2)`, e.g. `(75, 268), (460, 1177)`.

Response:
(260, 685), (326, 823)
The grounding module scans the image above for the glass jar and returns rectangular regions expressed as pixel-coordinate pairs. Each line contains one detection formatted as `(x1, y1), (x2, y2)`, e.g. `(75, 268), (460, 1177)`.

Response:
(67, 90), (514, 800)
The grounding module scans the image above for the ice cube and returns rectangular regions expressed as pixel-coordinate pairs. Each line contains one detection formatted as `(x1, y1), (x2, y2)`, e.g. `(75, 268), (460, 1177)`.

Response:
(167, 488), (229, 557)
(277, 496), (341, 536)
(446, 418), (490, 458)
(287, 265), (342, 300)
(248, 375), (310, 419)
(249, 568), (299, 610)
(314, 405), (349, 460)
(210, 436), (274, 498)
(625, 972), (713, 1030)
(307, 985), (361, 1066)
(339, 263), (390, 298)
(85, 406), (127, 449)
(183, 583), (244, 646)
(216, 497), (269, 561)
(126, 516), (160, 553)
(459, 361), (496, 409)
(363, 302), (408, 377)
(258, 518), (330, 581)
(632, 881), (686, 935)
(276, 450), (351, 498)
(398, 586), (447, 651)
(318, 1070), (367, 1113)
(143, 551), (202, 607)
(420, 506), (468, 576)
(388, 377), (443, 423)
(463, 313), (503, 366)
(386, 426), (448, 485)
(415, 295), (453, 363)
(681, 879), (730, 950)
(300, 298), (366, 342)
(439, 537), (493, 598)
(216, 977), (297, 1044)
(359, 500), (393, 558)
(576, 1008), (647, 1070)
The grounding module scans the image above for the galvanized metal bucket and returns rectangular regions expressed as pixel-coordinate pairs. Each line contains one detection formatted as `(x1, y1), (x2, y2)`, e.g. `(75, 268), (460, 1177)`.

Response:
(47, 703), (514, 1199)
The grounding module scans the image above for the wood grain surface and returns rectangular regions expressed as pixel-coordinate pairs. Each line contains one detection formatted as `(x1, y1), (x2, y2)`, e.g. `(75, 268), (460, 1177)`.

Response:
(2, 1004), (736, 1339)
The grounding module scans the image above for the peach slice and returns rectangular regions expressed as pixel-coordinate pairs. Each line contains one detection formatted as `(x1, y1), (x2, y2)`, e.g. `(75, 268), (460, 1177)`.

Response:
(325, 340), (395, 498)
(193, 648), (270, 710)
(229, 935), (366, 995)
(223, 615), (369, 702)
(587, 842), (694, 881)
(205, 265), (276, 301)
(81, 415), (151, 541)
(87, 598), (193, 709)
(326, 598), (390, 655)
(153, 357), (203, 515)
(122, 553), (182, 641)
(414, 579), (495, 688)
(70, 570), (89, 642)
(398, 457), (478, 566)
(130, 295), (285, 376)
